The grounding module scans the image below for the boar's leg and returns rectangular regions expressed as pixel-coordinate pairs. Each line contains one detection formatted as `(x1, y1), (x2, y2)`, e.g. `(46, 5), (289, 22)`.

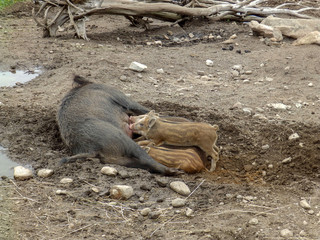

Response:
(60, 152), (98, 165)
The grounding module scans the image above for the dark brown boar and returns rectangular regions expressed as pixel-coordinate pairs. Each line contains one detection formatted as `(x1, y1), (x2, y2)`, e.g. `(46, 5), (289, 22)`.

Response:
(57, 75), (177, 175)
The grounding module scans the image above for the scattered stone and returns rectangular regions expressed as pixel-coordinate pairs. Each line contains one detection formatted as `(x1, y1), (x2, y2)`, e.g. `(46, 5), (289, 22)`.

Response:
(169, 181), (191, 196)
(200, 75), (211, 81)
(308, 82), (313, 87)
(288, 133), (300, 140)
(101, 166), (118, 176)
(231, 70), (240, 77)
(141, 208), (151, 216)
(156, 68), (165, 74)
(253, 114), (267, 120)
(280, 229), (293, 238)
(308, 210), (314, 215)
(185, 208), (193, 217)
(268, 164), (273, 169)
(189, 33), (194, 38)
(226, 193), (233, 198)
(243, 79), (250, 83)
(262, 171), (267, 176)
(245, 70), (253, 75)
(232, 65), (243, 71)
(149, 211), (161, 219)
(60, 178), (73, 184)
(154, 40), (162, 45)
(119, 75), (127, 81)
(91, 187), (99, 193)
(249, 218), (259, 225)
(232, 102), (243, 109)
(265, 77), (273, 82)
(172, 198), (186, 208)
(56, 189), (68, 195)
(155, 177), (169, 187)
(118, 170), (129, 178)
(299, 230), (307, 236)
(206, 59), (214, 67)
(197, 70), (205, 76)
(268, 103), (290, 110)
(14, 166), (33, 180)
(299, 199), (311, 209)
(293, 31), (320, 46)
(282, 157), (292, 164)
(242, 108), (252, 114)
(129, 61), (147, 72)
(110, 185), (134, 200)
(37, 169), (54, 178)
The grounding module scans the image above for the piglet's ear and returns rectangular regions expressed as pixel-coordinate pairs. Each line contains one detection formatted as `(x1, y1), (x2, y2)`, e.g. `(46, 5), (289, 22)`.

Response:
(148, 117), (157, 129)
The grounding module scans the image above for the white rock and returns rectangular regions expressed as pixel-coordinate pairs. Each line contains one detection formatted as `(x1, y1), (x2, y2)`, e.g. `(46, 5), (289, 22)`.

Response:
(119, 75), (127, 81)
(308, 82), (313, 87)
(231, 70), (240, 77)
(300, 199), (311, 209)
(308, 210), (314, 215)
(154, 40), (162, 45)
(265, 77), (273, 82)
(299, 230), (307, 236)
(253, 114), (267, 120)
(14, 166), (33, 180)
(206, 59), (214, 67)
(141, 208), (151, 216)
(172, 198), (186, 208)
(56, 189), (68, 195)
(232, 102), (243, 109)
(185, 208), (193, 216)
(280, 229), (293, 238)
(156, 68), (165, 74)
(91, 187), (99, 193)
(249, 218), (259, 225)
(268, 164), (273, 169)
(232, 65), (243, 71)
(243, 108), (252, 114)
(110, 185), (133, 200)
(268, 103), (290, 110)
(101, 166), (118, 176)
(288, 133), (299, 140)
(169, 181), (191, 196)
(129, 61), (147, 72)
(37, 169), (54, 178)
(282, 157), (292, 164)
(60, 178), (73, 184)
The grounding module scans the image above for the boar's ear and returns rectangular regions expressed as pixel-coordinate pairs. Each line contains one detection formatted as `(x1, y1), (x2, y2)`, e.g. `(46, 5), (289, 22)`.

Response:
(148, 117), (157, 129)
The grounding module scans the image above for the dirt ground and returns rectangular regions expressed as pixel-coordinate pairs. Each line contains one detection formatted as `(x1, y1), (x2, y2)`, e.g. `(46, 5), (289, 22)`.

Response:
(0, 1), (320, 239)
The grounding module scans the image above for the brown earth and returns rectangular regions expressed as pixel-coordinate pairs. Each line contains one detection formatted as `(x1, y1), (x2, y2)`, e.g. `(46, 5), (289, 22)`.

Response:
(0, 1), (320, 239)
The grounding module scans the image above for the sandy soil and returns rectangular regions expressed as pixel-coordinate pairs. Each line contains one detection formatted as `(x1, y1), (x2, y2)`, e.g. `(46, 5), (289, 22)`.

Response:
(0, 1), (320, 239)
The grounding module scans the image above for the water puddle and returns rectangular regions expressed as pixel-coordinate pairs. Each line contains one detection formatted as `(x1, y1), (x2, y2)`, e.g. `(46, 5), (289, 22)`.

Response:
(0, 146), (18, 179)
(0, 69), (40, 87)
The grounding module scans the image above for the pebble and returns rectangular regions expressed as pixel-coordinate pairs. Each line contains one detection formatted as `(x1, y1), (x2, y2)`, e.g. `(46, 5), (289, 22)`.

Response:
(172, 198), (186, 208)
(101, 166), (118, 176)
(265, 77), (273, 82)
(288, 133), (299, 140)
(308, 210), (314, 215)
(299, 199), (311, 209)
(119, 75), (127, 81)
(280, 229), (293, 238)
(141, 208), (151, 216)
(129, 61), (147, 72)
(156, 68), (164, 74)
(37, 169), (54, 178)
(118, 170), (129, 178)
(268, 103), (290, 110)
(56, 189), (68, 195)
(268, 164), (273, 169)
(248, 218), (259, 225)
(262, 171), (267, 176)
(197, 70), (205, 76)
(185, 208), (193, 217)
(231, 70), (240, 77)
(14, 166), (33, 181)
(149, 211), (161, 219)
(242, 108), (252, 114)
(232, 65), (243, 71)
(60, 178), (73, 184)
(299, 230), (307, 236)
(308, 82), (313, 87)
(206, 59), (214, 67)
(282, 157), (292, 164)
(243, 79), (250, 83)
(232, 101), (243, 109)
(253, 114), (267, 120)
(155, 177), (168, 187)
(169, 181), (191, 196)
(226, 193), (233, 198)
(110, 185), (133, 200)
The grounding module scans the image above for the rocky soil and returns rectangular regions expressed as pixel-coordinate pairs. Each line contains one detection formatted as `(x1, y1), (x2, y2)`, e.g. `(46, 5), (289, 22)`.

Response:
(0, 1), (320, 239)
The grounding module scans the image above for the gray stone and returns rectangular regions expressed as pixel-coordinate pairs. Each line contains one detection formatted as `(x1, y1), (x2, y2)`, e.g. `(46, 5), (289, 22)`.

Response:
(37, 169), (54, 178)
(300, 199), (311, 209)
(172, 198), (186, 208)
(280, 229), (293, 238)
(249, 218), (259, 225)
(141, 208), (151, 216)
(110, 185), (134, 200)
(129, 61), (147, 72)
(60, 178), (73, 184)
(101, 166), (118, 176)
(170, 181), (191, 196)
(14, 166), (33, 180)
(288, 133), (300, 140)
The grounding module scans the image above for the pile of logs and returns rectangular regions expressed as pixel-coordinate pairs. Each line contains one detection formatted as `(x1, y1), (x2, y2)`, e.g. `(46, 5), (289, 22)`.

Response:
(32, 0), (320, 40)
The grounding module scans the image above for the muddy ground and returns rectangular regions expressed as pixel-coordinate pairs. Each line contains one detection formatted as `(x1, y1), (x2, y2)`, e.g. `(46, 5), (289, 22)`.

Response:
(0, 1), (320, 239)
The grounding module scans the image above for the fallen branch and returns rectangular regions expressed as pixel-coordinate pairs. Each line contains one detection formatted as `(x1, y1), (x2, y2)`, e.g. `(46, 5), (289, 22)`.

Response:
(32, 0), (320, 40)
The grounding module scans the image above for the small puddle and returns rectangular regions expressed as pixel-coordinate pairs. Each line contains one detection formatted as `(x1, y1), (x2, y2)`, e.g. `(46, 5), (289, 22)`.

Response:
(0, 146), (18, 179)
(0, 69), (40, 87)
